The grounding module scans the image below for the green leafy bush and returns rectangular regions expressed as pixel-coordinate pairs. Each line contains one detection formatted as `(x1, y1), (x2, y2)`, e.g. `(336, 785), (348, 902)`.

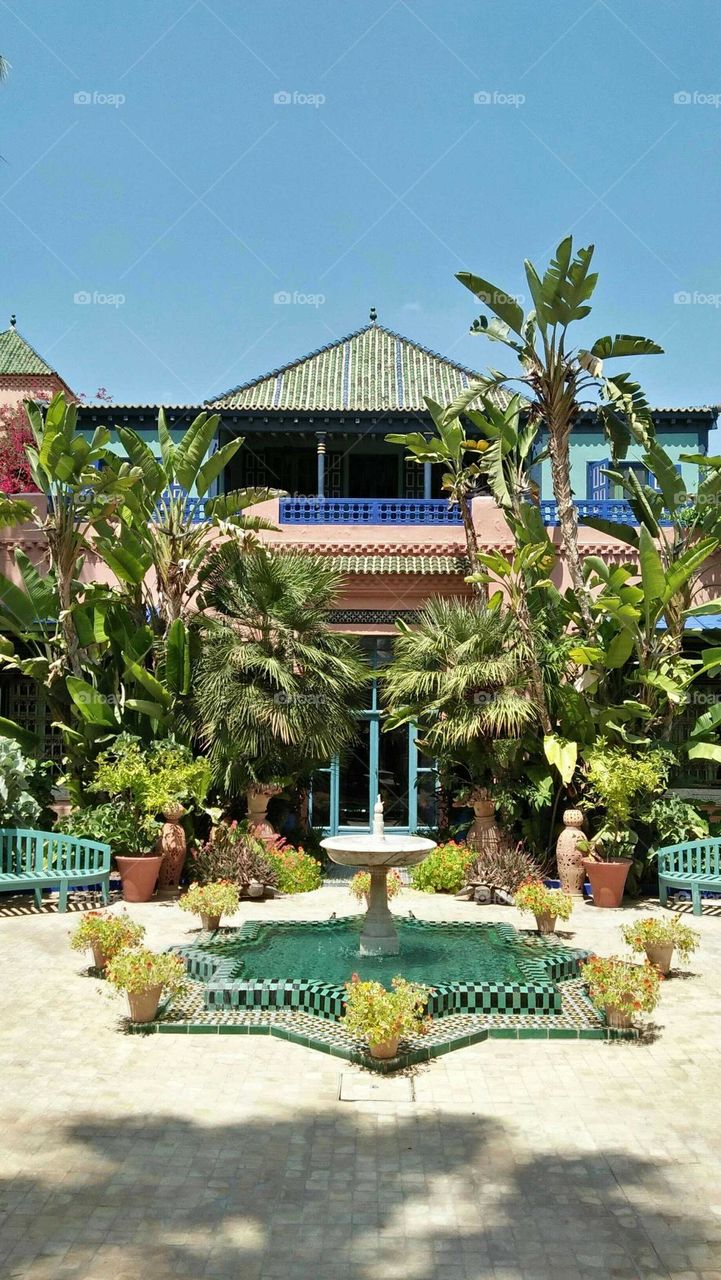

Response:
(265, 841), (322, 893)
(179, 881), (240, 921)
(69, 911), (145, 960)
(106, 947), (187, 996)
(410, 841), (474, 893)
(89, 734), (210, 816)
(0, 736), (50, 827)
(56, 802), (160, 858)
(342, 975), (429, 1045)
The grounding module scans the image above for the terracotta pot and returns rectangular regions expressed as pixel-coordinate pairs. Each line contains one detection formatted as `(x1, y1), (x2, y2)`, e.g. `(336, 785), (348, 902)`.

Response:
(464, 793), (503, 857)
(127, 984), (163, 1024)
(644, 941), (674, 975)
(604, 1005), (634, 1030)
(156, 806), (187, 892)
(200, 913), (221, 932)
(369, 1037), (400, 1060)
(535, 912), (557, 935)
(246, 785), (281, 838)
(556, 809), (586, 895)
(116, 855), (162, 903)
(91, 942), (109, 970)
(582, 858), (631, 909)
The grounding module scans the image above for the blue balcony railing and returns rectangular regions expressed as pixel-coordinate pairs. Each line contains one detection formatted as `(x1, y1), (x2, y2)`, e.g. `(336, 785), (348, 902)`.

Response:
(541, 499), (637, 527)
(278, 497), (462, 525)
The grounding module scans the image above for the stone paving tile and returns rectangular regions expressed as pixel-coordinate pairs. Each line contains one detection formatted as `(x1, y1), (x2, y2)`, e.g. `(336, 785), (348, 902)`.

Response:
(1, 884), (720, 1278)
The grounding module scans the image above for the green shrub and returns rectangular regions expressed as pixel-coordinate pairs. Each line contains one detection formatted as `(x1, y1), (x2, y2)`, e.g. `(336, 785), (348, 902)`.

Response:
(265, 841), (322, 893)
(410, 841), (474, 893)
(89, 734), (210, 816)
(0, 735), (50, 827)
(56, 802), (159, 858)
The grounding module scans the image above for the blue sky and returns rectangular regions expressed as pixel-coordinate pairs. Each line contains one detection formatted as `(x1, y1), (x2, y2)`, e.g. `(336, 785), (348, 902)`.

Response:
(2, 0), (721, 407)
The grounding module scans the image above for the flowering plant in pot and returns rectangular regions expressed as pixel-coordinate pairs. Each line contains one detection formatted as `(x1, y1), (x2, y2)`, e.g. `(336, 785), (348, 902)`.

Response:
(106, 947), (187, 1024)
(191, 820), (279, 897)
(581, 954), (661, 1028)
(69, 911), (145, 970)
(179, 881), (240, 931)
(349, 869), (402, 904)
(342, 974), (429, 1059)
(622, 916), (699, 975)
(514, 880), (573, 934)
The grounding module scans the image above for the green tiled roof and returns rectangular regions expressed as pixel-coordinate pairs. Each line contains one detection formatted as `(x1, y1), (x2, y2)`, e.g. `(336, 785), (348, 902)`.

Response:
(0, 325), (56, 376)
(209, 323), (506, 413)
(330, 554), (467, 575)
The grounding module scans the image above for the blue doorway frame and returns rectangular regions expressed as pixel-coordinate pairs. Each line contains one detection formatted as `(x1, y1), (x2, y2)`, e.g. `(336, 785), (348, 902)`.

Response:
(308, 636), (436, 835)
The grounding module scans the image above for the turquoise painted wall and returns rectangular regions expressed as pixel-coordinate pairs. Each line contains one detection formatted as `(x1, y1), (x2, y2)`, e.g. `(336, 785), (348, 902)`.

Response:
(537, 426), (706, 500)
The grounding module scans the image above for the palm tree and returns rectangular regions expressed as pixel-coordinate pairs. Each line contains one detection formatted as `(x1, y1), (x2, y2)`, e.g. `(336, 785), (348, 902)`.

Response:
(382, 598), (538, 791)
(194, 544), (371, 806)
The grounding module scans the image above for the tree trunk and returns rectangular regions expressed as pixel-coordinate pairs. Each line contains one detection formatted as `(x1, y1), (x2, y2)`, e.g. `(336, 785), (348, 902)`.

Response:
(460, 495), (486, 600)
(547, 432), (594, 635)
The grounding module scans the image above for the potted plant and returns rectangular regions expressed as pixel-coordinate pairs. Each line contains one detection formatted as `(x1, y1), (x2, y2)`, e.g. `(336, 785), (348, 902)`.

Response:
(106, 946), (187, 1024)
(581, 746), (668, 908)
(622, 916), (699, 975)
(514, 879), (573, 933)
(179, 881), (240, 931)
(87, 735), (210, 901)
(342, 974), (429, 1059)
(190, 821), (279, 897)
(349, 869), (402, 905)
(69, 911), (145, 970)
(57, 800), (161, 903)
(581, 954), (661, 1028)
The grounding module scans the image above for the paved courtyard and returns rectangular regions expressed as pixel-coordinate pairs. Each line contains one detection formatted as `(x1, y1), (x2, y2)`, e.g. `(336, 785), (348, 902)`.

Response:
(1, 882), (720, 1280)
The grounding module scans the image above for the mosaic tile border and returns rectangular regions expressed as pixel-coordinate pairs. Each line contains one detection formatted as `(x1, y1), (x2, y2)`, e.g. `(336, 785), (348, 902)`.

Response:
(171, 917), (589, 1021)
(127, 977), (637, 1073)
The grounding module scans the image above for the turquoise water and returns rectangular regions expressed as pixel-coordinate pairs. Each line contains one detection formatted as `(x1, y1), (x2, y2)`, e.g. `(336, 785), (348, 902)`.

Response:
(224, 918), (529, 987)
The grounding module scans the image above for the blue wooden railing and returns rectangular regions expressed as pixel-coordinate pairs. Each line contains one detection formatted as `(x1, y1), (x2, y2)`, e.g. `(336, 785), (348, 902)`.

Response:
(278, 498), (462, 525)
(541, 499), (637, 527)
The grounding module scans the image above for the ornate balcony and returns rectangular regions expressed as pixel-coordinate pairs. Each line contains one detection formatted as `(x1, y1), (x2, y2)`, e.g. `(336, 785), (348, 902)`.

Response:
(278, 498), (462, 525)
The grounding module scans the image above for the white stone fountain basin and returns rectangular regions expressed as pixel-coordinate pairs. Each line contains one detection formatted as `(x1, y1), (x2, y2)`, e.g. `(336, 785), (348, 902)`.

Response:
(322, 831), (436, 956)
(321, 833), (435, 868)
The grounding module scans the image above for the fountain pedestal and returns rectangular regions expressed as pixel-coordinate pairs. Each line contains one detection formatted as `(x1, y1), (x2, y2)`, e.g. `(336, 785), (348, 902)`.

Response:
(361, 868), (400, 956)
(321, 798), (436, 957)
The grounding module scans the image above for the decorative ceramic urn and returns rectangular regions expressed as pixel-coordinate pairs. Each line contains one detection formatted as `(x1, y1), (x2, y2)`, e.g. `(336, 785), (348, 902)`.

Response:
(556, 809), (586, 896)
(156, 804), (187, 891)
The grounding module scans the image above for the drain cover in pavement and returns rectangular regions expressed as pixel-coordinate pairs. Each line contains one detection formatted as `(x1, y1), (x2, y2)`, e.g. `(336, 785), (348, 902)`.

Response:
(339, 1072), (414, 1102)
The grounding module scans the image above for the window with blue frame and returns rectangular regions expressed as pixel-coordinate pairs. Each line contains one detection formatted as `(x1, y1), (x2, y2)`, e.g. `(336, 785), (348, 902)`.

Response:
(308, 636), (437, 834)
(586, 458), (671, 499)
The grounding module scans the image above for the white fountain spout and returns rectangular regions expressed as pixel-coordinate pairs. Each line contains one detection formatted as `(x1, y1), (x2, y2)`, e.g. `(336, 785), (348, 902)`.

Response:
(372, 794), (385, 838)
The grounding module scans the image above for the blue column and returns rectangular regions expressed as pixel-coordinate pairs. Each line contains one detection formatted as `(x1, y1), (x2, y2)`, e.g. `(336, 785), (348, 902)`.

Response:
(316, 433), (326, 498)
(423, 461), (432, 500)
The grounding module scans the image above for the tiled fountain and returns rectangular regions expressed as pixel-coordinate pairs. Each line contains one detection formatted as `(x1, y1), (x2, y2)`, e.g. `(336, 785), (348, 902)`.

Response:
(135, 802), (625, 1068)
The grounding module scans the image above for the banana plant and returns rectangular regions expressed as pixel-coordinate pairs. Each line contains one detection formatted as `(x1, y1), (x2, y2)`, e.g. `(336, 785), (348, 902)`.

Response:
(386, 396), (488, 586)
(95, 407), (279, 628)
(0, 393), (141, 677)
(454, 236), (662, 635)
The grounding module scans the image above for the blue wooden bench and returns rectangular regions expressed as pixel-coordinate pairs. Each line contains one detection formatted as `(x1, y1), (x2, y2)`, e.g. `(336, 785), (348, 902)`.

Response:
(658, 839), (721, 915)
(0, 829), (111, 911)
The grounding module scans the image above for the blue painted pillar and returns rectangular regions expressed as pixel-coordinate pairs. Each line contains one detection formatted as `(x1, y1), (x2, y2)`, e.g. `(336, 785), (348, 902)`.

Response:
(316, 432), (326, 498)
(423, 461), (432, 500)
